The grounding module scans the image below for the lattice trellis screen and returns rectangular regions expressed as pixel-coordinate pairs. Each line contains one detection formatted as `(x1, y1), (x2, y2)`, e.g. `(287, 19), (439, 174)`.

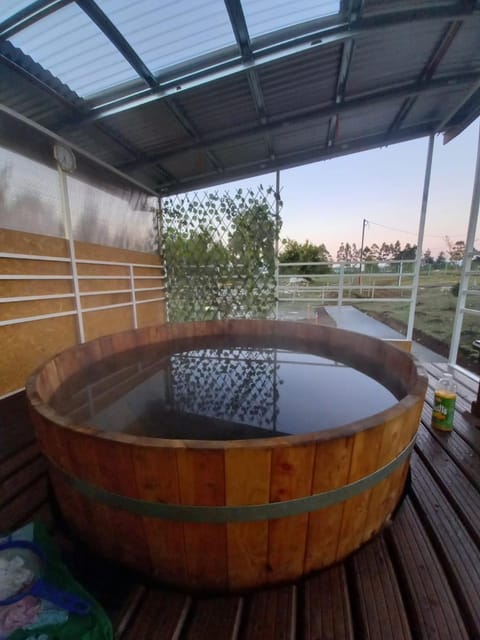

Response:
(159, 186), (281, 322)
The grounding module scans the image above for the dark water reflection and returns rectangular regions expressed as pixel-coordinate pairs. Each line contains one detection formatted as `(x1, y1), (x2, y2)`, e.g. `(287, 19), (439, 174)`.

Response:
(51, 337), (399, 440)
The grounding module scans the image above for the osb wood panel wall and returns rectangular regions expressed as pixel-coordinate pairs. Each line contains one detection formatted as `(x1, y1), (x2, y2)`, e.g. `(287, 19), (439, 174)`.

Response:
(0, 228), (165, 396)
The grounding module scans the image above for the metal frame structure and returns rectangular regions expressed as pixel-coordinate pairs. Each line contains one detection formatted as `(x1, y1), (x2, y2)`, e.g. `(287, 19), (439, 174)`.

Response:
(0, 1), (478, 194)
(449, 121), (480, 368)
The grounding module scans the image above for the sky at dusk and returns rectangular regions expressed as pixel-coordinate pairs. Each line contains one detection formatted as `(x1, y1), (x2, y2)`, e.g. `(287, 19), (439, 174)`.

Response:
(206, 119), (480, 259)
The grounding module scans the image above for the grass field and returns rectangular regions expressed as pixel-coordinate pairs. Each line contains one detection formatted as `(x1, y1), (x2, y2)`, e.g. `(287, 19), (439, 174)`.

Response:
(280, 267), (480, 373)
(354, 270), (480, 373)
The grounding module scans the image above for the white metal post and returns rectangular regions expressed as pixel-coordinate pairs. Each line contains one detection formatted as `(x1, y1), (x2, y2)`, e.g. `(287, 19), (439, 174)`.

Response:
(407, 135), (434, 341)
(129, 264), (138, 329)
(338, 263), (345, 307)
(56, 162), (85, 343)
(274, 170), (281, 320)
(449, 121), (480, 365)
(157, 196), (169, 323)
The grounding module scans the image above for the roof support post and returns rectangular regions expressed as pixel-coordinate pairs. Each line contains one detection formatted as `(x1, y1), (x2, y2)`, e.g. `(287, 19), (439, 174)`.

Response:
(407, 134), (434, 341)
(55, 145), (85, 343)
(274, 170), (281, 320)
(449, 121), (480, 366)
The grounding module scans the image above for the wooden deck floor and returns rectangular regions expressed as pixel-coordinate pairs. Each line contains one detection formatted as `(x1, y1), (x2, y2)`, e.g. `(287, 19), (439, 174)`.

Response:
(1, 362), (480, 639)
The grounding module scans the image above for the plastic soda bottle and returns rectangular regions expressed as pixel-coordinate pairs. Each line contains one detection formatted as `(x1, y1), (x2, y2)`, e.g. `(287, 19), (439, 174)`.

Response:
(431, 374), (456, 431)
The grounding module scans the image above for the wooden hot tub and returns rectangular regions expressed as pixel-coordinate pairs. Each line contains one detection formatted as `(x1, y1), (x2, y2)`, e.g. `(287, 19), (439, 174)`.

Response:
(27, 320), (427, 592)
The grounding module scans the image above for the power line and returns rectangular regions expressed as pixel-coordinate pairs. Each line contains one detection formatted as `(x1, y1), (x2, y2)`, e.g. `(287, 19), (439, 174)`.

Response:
(366, 219), (470, 240)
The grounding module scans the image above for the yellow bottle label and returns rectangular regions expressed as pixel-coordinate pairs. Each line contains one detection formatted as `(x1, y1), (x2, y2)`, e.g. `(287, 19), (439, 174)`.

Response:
(432, 390), (456, 431)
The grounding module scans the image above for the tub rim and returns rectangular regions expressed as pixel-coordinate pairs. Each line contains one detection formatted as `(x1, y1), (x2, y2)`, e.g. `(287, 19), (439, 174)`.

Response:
(26, 319), (428, 451)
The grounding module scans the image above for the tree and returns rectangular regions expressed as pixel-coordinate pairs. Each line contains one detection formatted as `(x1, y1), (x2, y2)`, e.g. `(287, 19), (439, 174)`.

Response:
(228, 199), (277, 275)
(445, 237), (465, 263)
(378, 242), (394, 261)
(423, 248), (434, 264)
(435, 251), (447, 267)
(336, 242), (359, 262)
(395, 243), (416, 260)
(280, 239), (331, 274)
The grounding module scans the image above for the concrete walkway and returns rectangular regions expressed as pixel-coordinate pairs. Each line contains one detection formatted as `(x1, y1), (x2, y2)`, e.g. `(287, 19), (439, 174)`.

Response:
(323, 306), (446, 363)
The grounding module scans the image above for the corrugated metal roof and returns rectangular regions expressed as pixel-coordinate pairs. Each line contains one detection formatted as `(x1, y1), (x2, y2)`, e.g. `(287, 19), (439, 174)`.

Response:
(108, 101), (193, 155)
(363, 0), (454, 16)
(258, 45), (341, 116)
(346, 22), (446, 95)
(271, 121), (330, 156)
(173, 74), (258, 135)
(0, 0), (478, 195)
(95, 0), (236, 78)
(436, 16), (480, 77)
(9, 3), (136, 97)
(241, 0), (339, 38)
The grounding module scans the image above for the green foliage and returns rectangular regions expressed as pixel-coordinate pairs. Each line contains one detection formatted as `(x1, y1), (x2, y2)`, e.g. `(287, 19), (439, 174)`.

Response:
(279, 239), (331, 274)
(160, 186), (280, 321)
(435, 251), (447, 266)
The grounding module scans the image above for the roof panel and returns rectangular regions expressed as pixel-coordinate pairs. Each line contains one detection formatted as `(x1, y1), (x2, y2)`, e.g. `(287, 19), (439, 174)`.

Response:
(436, 16), (480, 78)
(107, 101), (193, 155)
(174, 75), (258, 135)
(259, 45), (341, 117)
(96, 0), (236, 77)
(272, 121), (329, 155)
(162, 150), (218, 180)
(213, 136), (268, 166)
(363, 0), (455, 15)
(336, 100), (399, 142)
(0, 64), (73, 128)
(242, 0), (340, 39)
(402, 86), (470, 130)
(0, 0), (34, 23)
(346, 21), (445, 96)
(9, 3), (137, 97)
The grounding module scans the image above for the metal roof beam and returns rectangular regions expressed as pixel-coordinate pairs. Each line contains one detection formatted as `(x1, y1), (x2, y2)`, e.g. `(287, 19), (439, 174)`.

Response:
(224, 0), (272, 158)
(78, 2), (477, 124)
(327, 0), (359, 149)
(0, 0), (72, 39)
(75, 0), (157, 88)
(224, 0), (252, 61)
(118, 72), (476, 172)
(158, 124), (434, 195)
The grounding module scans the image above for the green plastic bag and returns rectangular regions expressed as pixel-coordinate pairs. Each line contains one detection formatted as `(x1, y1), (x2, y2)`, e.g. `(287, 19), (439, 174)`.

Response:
(0, 522), (113, 640)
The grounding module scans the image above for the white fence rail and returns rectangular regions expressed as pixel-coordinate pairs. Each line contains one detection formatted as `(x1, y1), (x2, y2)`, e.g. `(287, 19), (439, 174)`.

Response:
(0, 251), (166, 333)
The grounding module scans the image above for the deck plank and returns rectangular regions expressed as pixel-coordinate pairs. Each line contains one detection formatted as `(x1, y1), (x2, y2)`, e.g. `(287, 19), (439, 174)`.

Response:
(185, 596), (243, 640)
(414, 426), (480, 545)
(120, 589), (191, 640)
(303, 565), (354, 640)
(350, 535), (412, 640)
(387, 497), (469, 640)
(410, 454), (480, 637)
(240, 585), (296, 640)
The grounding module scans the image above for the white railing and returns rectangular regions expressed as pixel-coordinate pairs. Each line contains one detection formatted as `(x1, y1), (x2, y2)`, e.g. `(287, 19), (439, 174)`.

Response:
(277, 259), (416, 330)
(0, 251), (166, 335)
